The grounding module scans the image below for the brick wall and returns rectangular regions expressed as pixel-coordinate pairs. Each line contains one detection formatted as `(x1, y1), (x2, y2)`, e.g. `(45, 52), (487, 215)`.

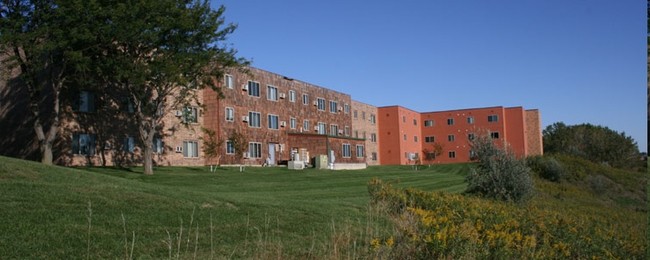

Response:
(351, 100), (380, 165)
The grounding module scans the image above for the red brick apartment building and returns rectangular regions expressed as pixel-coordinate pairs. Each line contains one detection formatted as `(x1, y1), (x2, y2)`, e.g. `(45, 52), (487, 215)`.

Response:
(378, 106), (543, 165)
(1, 62), (541, 167)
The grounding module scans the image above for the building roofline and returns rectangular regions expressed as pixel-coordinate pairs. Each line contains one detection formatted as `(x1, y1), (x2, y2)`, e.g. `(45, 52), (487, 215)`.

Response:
(244, 66), (351, 98)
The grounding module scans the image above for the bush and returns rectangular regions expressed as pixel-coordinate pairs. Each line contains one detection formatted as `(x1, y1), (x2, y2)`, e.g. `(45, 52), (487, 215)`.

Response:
(527, 156), (565, 182)
(465, 135), (533, 203)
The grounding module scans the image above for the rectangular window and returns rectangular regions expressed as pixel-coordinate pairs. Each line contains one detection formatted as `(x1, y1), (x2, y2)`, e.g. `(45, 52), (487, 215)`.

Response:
(491, 132), (500, 139)
(447, 118), (454, 125)
(268, 114), (279, 129)
(248, 142), (262, 158)
(467, 116), (475, 124)
(355, 131), (359, 138)
(362, 131), (367, 139)
(183, 141), (199, 158)
(403, 134), (407, 141)
(317, 98), (326, 111)
(342, 144), (351, 158)
(248, 111), (261, 128)
(488, 115), (499, 122)
(344, 126), (350, 137)
(267, 85), (278, 101)
(303, 120), (310, 131)
(225, 107), (234, 122)
(72, 133), (96, 156)
(362, 112), (366, 120)
(329, 100), (338, 113)
(225, 74), (233, 89)
(414, 136), (418, 142)
(468, 133), (476, 141)
(290, 117), (297, 129)
(330, 124), (339, 136)
(120, 96), (134, 113)
(448, 134), (455, 142)
(344, 104), (350, 114)
(289, 90), (296, 102)
(124, 136), (135, 152)
(183, 107), (198, 123)
(424, 120), (434, 127)
(356, 145), (365, 158)
(153, 137), (164, 154)
(370, 114), (376, 124)
(425, 136), (435, 143)
(413, 119), (417, 126)
(354, 110), (358, 119)
(449, 151), (456, 159)
(317, 122), (326, 135)
(370, 133), (377, 142)
(371, 152), (378, 161)
(402, 116), (406, 123)
(74, 91), (96, 113)
(226, 140), (235, 154)
(247, 81), (260, 97)
(302, 94), (309, 105)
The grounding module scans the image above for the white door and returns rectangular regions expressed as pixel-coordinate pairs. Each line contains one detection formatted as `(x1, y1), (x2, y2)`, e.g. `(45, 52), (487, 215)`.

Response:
(268, 143), (276, 166)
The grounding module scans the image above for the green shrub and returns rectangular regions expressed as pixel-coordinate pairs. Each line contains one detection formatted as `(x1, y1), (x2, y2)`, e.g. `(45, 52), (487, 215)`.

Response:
(465, 134), (534, 203)
(527, 156), (565, 182)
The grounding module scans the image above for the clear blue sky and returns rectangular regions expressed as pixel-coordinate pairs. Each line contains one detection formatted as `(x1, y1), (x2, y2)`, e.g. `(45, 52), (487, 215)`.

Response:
(211, 0), (647, 152)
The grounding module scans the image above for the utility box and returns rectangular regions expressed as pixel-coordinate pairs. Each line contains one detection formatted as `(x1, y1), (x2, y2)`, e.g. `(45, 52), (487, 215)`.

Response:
(314, 154), (328, 169)
(288, 161), (305, 170)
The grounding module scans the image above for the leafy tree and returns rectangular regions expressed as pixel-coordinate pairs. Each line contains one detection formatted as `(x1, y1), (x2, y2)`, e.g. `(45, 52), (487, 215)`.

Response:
(201, 127), (223, 172)
(228, 129), (248, 171)
(543, 122), (640, 169)
(422, 142), (444, 166)
(0, 0), (102, 164)
(465, 133), (533, 203)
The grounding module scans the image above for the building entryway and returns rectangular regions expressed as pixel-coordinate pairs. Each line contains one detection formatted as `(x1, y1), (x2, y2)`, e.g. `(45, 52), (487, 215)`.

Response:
(267, 143), (277, 166)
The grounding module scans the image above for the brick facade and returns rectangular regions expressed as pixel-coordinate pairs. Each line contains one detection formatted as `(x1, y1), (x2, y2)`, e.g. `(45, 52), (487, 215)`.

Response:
(351, 100), (380, 165)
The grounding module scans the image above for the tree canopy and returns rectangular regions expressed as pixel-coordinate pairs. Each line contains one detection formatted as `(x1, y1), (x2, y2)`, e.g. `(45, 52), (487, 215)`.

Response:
(542, 122), (640, 169)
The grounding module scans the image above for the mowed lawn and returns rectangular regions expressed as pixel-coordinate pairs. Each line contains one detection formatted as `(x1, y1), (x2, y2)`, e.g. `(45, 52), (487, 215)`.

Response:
(0, 156), (469, 259)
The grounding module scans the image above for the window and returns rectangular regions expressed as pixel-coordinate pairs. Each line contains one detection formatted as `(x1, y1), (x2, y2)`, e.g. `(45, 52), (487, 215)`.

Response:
(447, 118), (454, 125)
(72, 133), (96, 156)
(290, 117), (297, 129)
(468, 133), (476, 141)
(470, 150), (477, 159)
(268, 114), (279, 129)
(448, 134), (455, 142)
(225, 107), (234, 122)
(371, 152), (378, 161)
(353, 110), (358, 118)
(248, 111), (261, 128)
(370, 133), (377, 142)
(425, 136), (435, 143)
(425, 152), (436, 160)
(224, 74), (233, 89)
(491, 132), (500, 139)
(317, 98), (326, 111)
(153, 137), (164, 154)
(226, 140), (235, 154)
(329, 100), (338, 113)
(402, 116), (406, 123)
(356, 145), (365, 158)
(354, 131), (359, 138)
(449, 151), (456, 159)
(302, 94), (309, 105)
(403, 134), (407, 141)
(183, 141), (199, 158)
(267, 85), (278, 101)
(370, 114), (376, 124)
(248, 142), (262, 158)
(288, 90), (296, 102)
(488, 115), (499, 122)
(330, 124), (339, 136)
(247, 81), (260, 97)
(317, 122), (326, 135)
(362, 112), (366, 120)
(303, 120), (310, 131)
(362, 131), (367, 139)
(344, 104), (350, 114)
(413, 119), (417, 126)
(342, 144), (351, 158)
(120, 96), (134, 113)
(183, 107), (198, 123)
(467, 116), (474, 124)
(124, 136), (135, 152)
(424, 120), (434, 127)
(414, 136), (418, 142)
(344, 126), (350, 136)
(74, 91), (95, 113)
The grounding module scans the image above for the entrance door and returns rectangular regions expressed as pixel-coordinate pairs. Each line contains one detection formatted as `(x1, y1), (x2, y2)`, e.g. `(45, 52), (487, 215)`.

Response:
(268, 143), (276, 166)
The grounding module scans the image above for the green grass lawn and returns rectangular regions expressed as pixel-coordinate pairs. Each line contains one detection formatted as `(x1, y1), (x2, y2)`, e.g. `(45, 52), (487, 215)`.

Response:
(0, 156), (469, 259)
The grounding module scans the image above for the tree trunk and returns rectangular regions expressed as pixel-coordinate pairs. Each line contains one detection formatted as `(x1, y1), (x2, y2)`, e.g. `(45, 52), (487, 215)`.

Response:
(140, 123), (156, 175)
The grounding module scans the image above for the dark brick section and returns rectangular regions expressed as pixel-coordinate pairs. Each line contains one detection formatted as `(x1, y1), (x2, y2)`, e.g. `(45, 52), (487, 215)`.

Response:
(204, 67), (355, 165)
(288, 133), (366, 164)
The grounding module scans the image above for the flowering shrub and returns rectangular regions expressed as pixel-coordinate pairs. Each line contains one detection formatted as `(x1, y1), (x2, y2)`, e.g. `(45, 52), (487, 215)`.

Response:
(368, 179), (646, 259)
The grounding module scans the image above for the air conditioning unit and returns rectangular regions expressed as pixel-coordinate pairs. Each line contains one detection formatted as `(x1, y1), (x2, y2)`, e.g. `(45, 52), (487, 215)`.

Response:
(314, 126), (319, 131)
(241, 116), (249, 122)
(338, 129), (344, 135)
(241, 84), (248, 91)
(280, 121), (286, 127)
(243, 152), (249, 158)
(174, 110), (183, 117)
(313, 101), (318, 106)
(338, 107), (343, 112)
(279, 93), (286, 99)
(175, 146), (182, 153)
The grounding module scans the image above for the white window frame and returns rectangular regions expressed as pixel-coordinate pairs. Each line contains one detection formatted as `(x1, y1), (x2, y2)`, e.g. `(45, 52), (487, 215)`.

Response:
(329, 124), (338, 136)
(248, 111), (261, 128)
(225, 74), (233, 89)
(289, 90), (296, 102)
(268, 114), (279, 130)
(447, 118), (454, 125)
(302, 94), (309, 105)
(370, 114), (376, 124)
(448, 134), (455, 142)
(425, 136), (435, 143)
(267, 85), (278, 101)
(356, 145), (365, 158)
(72, 133), (96, 156)
(342, 143), (351, 158)
(225, 107), (234, 122)
(248, 81), (260, 97)
(317, 98), (326, 111)
(488, 115), (499, 122)
(329, 100), (338, 113)
(303, 120), (310, 131)
(183, 106), (198, 124)
(226, 140), (235, 154)
(290, 117), (297, 129)
(153, 137), (164, 154)
(449, 151), (456, 159)
(183, 141), (199, 158)
(370, 133), (377, 142)
(467, 116), (475, 124)
(248, 142), (262, 158)
(344, 103), (350, 114)
(424, 120), (434, 127)
(317, 122), (326, 135)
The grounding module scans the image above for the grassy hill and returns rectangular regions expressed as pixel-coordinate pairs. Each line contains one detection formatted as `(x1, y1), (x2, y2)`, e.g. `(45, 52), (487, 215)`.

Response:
(0, 156), (469, 259)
